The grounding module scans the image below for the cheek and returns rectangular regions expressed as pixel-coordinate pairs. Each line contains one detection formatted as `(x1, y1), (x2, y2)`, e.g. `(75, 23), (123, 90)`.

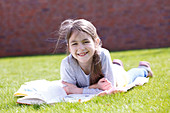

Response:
(68, 46), (75, 53)
(90, 43), (97, 50)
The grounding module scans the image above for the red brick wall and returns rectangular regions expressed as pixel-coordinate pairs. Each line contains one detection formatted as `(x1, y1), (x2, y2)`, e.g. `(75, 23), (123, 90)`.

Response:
(0, 0), (169, 57)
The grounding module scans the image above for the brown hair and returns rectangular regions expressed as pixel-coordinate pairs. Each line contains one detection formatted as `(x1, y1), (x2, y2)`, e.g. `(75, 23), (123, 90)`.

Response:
(56, 19), (104, 85)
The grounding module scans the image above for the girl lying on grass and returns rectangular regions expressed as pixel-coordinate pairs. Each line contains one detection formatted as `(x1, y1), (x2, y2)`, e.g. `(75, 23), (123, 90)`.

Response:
(55, 19), (153, 95)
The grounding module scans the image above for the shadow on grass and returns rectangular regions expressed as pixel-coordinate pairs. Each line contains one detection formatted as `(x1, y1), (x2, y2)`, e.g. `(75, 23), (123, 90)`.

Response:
(32, 104), (41, 110)
(16, 103), (45, 110)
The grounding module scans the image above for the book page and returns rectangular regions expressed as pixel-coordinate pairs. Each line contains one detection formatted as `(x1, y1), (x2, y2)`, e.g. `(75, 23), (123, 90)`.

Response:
(41, 85), (67, 104)
(63, 94), (96, 103)
(17, 93), (46, 105)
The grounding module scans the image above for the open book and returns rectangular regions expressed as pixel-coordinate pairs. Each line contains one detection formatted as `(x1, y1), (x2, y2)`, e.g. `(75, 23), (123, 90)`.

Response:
(14, 77), (149, 105)
(14, 80), (95, 105)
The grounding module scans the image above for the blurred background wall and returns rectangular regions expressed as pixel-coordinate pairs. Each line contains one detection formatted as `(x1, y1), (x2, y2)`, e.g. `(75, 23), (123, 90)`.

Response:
(0, 0), (169, 57)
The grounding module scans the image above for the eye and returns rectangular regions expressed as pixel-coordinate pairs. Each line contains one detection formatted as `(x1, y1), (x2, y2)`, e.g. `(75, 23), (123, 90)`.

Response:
(71, 43), (78, 46)
(83, 41), (90, 44)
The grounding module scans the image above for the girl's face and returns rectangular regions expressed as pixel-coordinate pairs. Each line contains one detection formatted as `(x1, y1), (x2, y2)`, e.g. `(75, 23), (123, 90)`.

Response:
(68, 31), (97, 65)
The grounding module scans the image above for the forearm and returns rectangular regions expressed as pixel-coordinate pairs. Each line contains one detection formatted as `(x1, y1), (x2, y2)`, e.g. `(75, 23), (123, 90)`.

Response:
(71, 87), (83, 94)
(84, 83), (104, 94)
(62, 81), (83, 94)
(89, 78), (113, 91)
(88, 83), (98, 89)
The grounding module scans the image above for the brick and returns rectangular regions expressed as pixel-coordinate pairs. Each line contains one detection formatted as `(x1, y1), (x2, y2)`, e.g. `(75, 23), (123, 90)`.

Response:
(0, 0), (169, 57)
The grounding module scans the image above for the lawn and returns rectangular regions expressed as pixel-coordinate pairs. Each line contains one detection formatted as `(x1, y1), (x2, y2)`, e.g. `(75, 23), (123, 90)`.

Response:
(0, 48), (169, 113)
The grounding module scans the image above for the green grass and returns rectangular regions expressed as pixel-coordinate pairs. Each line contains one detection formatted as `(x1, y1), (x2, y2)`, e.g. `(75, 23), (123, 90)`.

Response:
(0, 48), (169, 113)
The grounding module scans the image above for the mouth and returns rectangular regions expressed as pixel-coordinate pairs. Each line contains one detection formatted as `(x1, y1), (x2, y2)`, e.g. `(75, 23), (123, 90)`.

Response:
(77, 51), (88, 57)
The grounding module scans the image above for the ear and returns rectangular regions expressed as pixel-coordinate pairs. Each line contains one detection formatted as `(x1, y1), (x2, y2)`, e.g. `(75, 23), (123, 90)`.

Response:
(95, 38), (100, 48)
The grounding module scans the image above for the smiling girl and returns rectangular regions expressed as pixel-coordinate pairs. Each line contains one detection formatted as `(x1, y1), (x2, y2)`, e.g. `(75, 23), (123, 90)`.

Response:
(56, 19), (153, 95)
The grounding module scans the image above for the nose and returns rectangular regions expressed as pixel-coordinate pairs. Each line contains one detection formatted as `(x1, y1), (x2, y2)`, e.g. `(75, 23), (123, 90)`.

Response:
(78, 43), (85, 50)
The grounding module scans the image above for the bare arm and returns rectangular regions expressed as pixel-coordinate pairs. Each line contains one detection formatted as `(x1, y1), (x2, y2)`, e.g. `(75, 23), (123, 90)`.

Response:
(62, 78), (112, 95)
(62, 81), (83, 95)
(88, 78), (112, 91)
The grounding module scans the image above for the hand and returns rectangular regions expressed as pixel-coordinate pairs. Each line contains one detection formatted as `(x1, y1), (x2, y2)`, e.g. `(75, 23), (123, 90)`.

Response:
(97, 78), (112, 91)
(107, 87), (127, 94)
(98, 87), (127, 96)
(62, 81), (83, 95)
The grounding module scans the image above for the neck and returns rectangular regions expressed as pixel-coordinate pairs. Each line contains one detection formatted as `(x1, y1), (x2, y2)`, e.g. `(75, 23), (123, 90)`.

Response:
(78, 59), (92, 75)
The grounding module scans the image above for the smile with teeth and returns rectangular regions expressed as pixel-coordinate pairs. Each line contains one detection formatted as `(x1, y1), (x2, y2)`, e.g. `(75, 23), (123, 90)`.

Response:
(77, 51), (88, 57)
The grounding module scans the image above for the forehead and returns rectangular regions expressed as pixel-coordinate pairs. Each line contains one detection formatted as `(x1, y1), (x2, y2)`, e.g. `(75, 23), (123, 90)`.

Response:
(69, 31), (93, 42)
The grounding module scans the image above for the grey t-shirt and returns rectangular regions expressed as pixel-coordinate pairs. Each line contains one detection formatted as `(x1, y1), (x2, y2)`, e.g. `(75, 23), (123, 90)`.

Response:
(60, 48), (115, 94)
